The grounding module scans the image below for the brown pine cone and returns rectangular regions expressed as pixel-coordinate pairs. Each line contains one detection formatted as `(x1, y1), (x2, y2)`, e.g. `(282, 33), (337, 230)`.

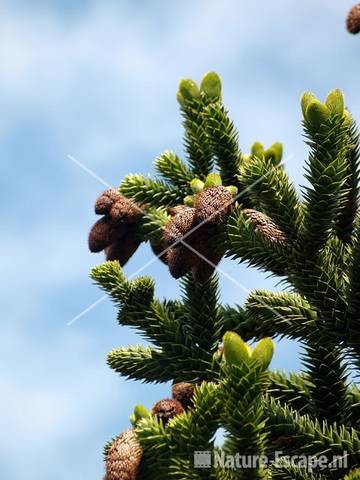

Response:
(89, 218), (140, 266)
(88, 217), (112, 252)
(347, 3), (360, 34)
(243, 209), (288, 245)
(168, 205), (189, 216)
(194, 186), (233, 224)
(172, 382), (195, 410)
(105, 231), (141, 265)
(95, 189), (122, 215)
(163, 207), (196, 245)
(162, 188), (232, 281)
(163, 206), (226, 282)
(187, 224), (225, 282)
(150, 241), (168, 264)
(89, 190), (144, 266)
(151, 398), (184, 424)
(109, 197), (144, 223)
(191, 262), (216, 283)
(104, 429), (142, 480)
(191, 250), (223, 283)
(166, 245), (197, 279)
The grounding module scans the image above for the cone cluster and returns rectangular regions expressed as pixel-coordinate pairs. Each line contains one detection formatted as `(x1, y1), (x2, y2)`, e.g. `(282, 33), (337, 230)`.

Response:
(88, 189), (144, 265)
(104, 339), (274, 479)
(163, 175), (236, 282)
(104, 382), (194, 479)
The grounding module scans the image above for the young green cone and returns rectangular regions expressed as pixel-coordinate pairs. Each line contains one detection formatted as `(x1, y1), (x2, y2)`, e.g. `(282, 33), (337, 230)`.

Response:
(301, 91), (316, 117)
(204, 172), (223, 188)
(190, 178), (205, 193)
(251, 141), (265, 159)
(183, 195), (195, 207)
(177, 79), (200, 104)
(200, 71), (222, 101)
(264, 142), (283, 165)
(223, 331), (251, 366)
(252, 337), (275, 370)
(305, 100), (330, 129)
(325, 89), (345, 116)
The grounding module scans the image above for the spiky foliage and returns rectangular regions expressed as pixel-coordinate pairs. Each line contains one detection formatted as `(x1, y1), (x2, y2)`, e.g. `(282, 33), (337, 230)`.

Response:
(91, 261), (224, 383)
(89, 73), (360, 479)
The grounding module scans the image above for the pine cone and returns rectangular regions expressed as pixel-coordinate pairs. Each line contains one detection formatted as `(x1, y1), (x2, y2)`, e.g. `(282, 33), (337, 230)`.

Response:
(347, 3), (360, 34)
(151, 398), (184, 424)
(166, 245), (197, 279)
(104, 429), (142, 480)
(95, 189), (122, 215)
(167, 205), (189, 216)
(163, 205), (226, 282)
(191, 253), (222, 283)
(109, 197), (144, 223)
(172, 382), (195, 410)
(162, 189), (231, 281)
(150, 241), (168, 264)
(194, 186), (233, 224)
(188, 225), (225, 282)
(89, 190), (144, 265)
(105, 230), (141, 265)
(243, 209), (288, 245)
(88, 217), (112, 252)
(163, 208), (196, 245)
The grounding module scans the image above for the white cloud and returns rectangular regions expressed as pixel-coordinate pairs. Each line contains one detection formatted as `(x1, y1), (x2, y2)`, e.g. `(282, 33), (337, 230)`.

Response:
(0, 0), (357, 166)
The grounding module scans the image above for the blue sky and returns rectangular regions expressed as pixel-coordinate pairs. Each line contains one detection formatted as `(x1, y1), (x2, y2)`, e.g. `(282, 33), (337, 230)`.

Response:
(1, 1), (359, 478)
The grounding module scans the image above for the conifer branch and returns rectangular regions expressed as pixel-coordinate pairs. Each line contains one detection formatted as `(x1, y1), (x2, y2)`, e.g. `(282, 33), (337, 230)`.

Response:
(220, 359), (270, 479)
(300, 110), (350, 254)
(89, 76), (360, 480)
(181, 274), (223, 355)
(154, 150), (194, 190)
(203, 102), (247, 200)
(290, 236), (349, 337)
(226, 207), (292, 276)
(140, 206), (170, 244)
(240, 155), (302, 241)
(346, 229), (360, 348)
(268, 371), (312, 415)
(336, 120), (360, 243)
(266, 398), (360, 469)
(107, 345), (174, 383)
(178, 87), (214, 178)
(243, 290), (317, 341)
(344, 468), (360, 480)
(270, 464), (327, 480)
(302, 344), (351, 425)
(120, 174), (184, 207)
